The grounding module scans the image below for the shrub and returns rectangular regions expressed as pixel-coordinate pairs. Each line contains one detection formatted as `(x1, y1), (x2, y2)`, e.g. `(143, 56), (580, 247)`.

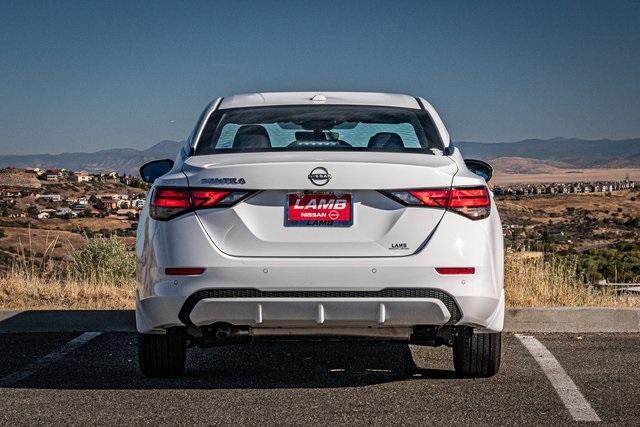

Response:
(69, 238), (135, 285)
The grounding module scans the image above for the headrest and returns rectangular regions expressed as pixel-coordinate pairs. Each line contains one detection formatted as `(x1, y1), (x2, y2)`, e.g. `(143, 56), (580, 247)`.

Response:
(367, 132), (404, 149)
(233, 125), (271, 149)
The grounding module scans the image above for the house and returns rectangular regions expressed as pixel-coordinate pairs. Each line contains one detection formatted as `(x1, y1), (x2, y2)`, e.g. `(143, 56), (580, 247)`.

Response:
(56, 207), (77, 218)
(102, 200), (118, 210)
(98, 193), (118, 201)
(101, 171), (119, 179)
(131, 199), (145, 209)
(44, 168), (65, 181)
(37, 194), (62, 202)
(115, 208), (138, 219)
(74, 171), (92, 183)
(36, 208), (56, 219)
(78, 197), (88, 205)
(117, 200), (131, 209)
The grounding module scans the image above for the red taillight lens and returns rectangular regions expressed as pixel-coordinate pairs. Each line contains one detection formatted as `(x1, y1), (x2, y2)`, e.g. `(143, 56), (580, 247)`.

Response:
(435, 267), (476, 275)
(449, 187), (490, 208)
(152, 188), (190, 209)
(150, 187), (251, 220)
(190, 190), (230, 208)
(386, 186), (490, 220)
(409, 189), (450, 207)
(165, 267), (205, 275)
(448, 186), (490, 219)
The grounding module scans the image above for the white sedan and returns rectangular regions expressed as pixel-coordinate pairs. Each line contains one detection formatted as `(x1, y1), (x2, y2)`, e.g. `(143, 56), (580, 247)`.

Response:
(136, 92), (504, 378)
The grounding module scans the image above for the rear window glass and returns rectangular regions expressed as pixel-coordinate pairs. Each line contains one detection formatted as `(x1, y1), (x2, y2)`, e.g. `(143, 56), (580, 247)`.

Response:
(195, 105), (445, 155)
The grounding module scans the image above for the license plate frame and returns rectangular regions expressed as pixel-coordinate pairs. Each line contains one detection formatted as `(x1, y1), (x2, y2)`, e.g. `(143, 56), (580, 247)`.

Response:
(285, 192), (353, 227)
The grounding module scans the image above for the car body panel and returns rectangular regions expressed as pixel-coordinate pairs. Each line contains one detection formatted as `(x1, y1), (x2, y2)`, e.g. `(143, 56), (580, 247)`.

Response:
(135, 92), (504, 337)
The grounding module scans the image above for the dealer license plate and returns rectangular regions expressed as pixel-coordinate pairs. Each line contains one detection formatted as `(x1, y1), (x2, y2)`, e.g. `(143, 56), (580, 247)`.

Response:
(285, 193), (352, 227)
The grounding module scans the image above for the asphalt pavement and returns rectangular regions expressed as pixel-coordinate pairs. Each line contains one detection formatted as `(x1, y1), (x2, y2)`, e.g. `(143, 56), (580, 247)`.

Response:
(0, 332), (638, 425)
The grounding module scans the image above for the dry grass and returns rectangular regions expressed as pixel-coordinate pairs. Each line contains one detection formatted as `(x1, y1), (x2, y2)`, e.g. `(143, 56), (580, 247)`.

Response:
(0, 233), (136, 309)
(505, 252), (639, 307)
(0, 273), (135, 309)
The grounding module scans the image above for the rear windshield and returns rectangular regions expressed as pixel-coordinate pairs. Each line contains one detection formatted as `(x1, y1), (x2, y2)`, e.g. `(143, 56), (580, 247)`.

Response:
(194, 105), (445, 155)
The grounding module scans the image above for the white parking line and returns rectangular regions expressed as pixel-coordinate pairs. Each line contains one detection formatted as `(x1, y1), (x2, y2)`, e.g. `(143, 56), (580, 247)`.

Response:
(0, 332), (102, 387)
(516, 334), (601, 422)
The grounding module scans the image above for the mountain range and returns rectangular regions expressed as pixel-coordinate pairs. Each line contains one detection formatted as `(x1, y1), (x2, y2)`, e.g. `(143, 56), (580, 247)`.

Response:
(0, 138), (638, 174)
(456, 138), (640, 168)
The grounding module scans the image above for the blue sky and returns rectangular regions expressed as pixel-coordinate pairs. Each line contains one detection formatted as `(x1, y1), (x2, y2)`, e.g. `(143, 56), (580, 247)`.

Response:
(1, 0), (639, 155)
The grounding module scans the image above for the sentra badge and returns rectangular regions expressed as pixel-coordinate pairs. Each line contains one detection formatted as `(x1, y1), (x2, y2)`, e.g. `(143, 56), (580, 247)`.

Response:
(201, 177), (246, 185)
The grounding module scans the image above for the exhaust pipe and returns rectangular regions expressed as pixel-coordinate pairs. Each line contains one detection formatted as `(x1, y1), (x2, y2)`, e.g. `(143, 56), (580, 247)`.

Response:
(215, 325), (232, 340)
(201, 323), (251, 344)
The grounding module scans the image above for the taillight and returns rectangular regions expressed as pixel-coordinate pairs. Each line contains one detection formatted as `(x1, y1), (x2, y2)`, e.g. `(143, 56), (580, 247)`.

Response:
(385, 186), (490, 220)
(150, 188), (191, 220)
(448, 187), (491, 220)
(150, 187), (252, 220)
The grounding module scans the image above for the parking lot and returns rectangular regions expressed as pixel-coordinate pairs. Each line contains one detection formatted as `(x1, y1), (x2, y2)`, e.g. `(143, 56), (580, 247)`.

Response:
(0, 332), (638, 425)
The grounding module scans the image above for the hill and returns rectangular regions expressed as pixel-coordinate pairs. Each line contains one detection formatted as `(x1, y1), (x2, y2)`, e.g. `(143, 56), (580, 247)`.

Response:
(0, 168), (42, 189)
(456, 138), (640, 168)
(0, 140), (183, 174)
(0, 137), (639, 174)
(490, 157), (575, 174)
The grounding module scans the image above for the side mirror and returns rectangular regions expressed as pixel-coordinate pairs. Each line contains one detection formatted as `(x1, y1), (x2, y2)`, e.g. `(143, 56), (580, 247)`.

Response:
(139, 159), (174, 184)
(465, 159), (493, 182)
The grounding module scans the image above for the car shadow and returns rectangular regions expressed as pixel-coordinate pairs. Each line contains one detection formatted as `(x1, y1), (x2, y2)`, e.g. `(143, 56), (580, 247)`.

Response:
(8, 333), (459, 390)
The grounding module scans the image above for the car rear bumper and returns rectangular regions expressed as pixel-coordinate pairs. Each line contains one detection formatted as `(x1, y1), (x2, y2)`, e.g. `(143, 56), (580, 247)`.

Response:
(136, 287), (504, 335)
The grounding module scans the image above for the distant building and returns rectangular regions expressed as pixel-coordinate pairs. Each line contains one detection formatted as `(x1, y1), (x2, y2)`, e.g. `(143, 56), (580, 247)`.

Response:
(74, 171), (92, 182)
(56, 207), (77, 218)
(131, 199), (145, 209)
(115, 208), (138, 219)
(37, 194), (62, 202)
(101, 171), (119, 179)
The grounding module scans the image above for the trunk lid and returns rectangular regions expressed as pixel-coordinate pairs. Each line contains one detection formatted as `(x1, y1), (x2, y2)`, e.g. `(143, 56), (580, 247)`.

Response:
(182, 152), (457, 257)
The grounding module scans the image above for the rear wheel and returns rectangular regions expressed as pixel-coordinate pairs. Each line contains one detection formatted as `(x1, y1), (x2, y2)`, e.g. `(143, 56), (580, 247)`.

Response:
(138, 329), (186, 377)
(453, 327), (501, 377)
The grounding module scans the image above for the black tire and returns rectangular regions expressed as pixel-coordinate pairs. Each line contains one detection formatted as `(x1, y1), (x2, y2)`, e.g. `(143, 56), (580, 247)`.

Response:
(138, 330), (186, 377)
(453, 327), (501, 377)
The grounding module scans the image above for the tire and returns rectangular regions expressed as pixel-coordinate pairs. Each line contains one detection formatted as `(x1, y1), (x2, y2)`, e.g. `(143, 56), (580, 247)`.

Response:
(453, 327), (501, 377)
(138, 330), (186, 377)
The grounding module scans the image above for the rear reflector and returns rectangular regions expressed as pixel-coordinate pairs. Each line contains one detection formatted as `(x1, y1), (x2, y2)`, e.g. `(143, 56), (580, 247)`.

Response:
(435, 267), (476, 275)
(165, 267), (205, 276)
(386, 186), (490, 220)
(150, 187), (252, 220)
